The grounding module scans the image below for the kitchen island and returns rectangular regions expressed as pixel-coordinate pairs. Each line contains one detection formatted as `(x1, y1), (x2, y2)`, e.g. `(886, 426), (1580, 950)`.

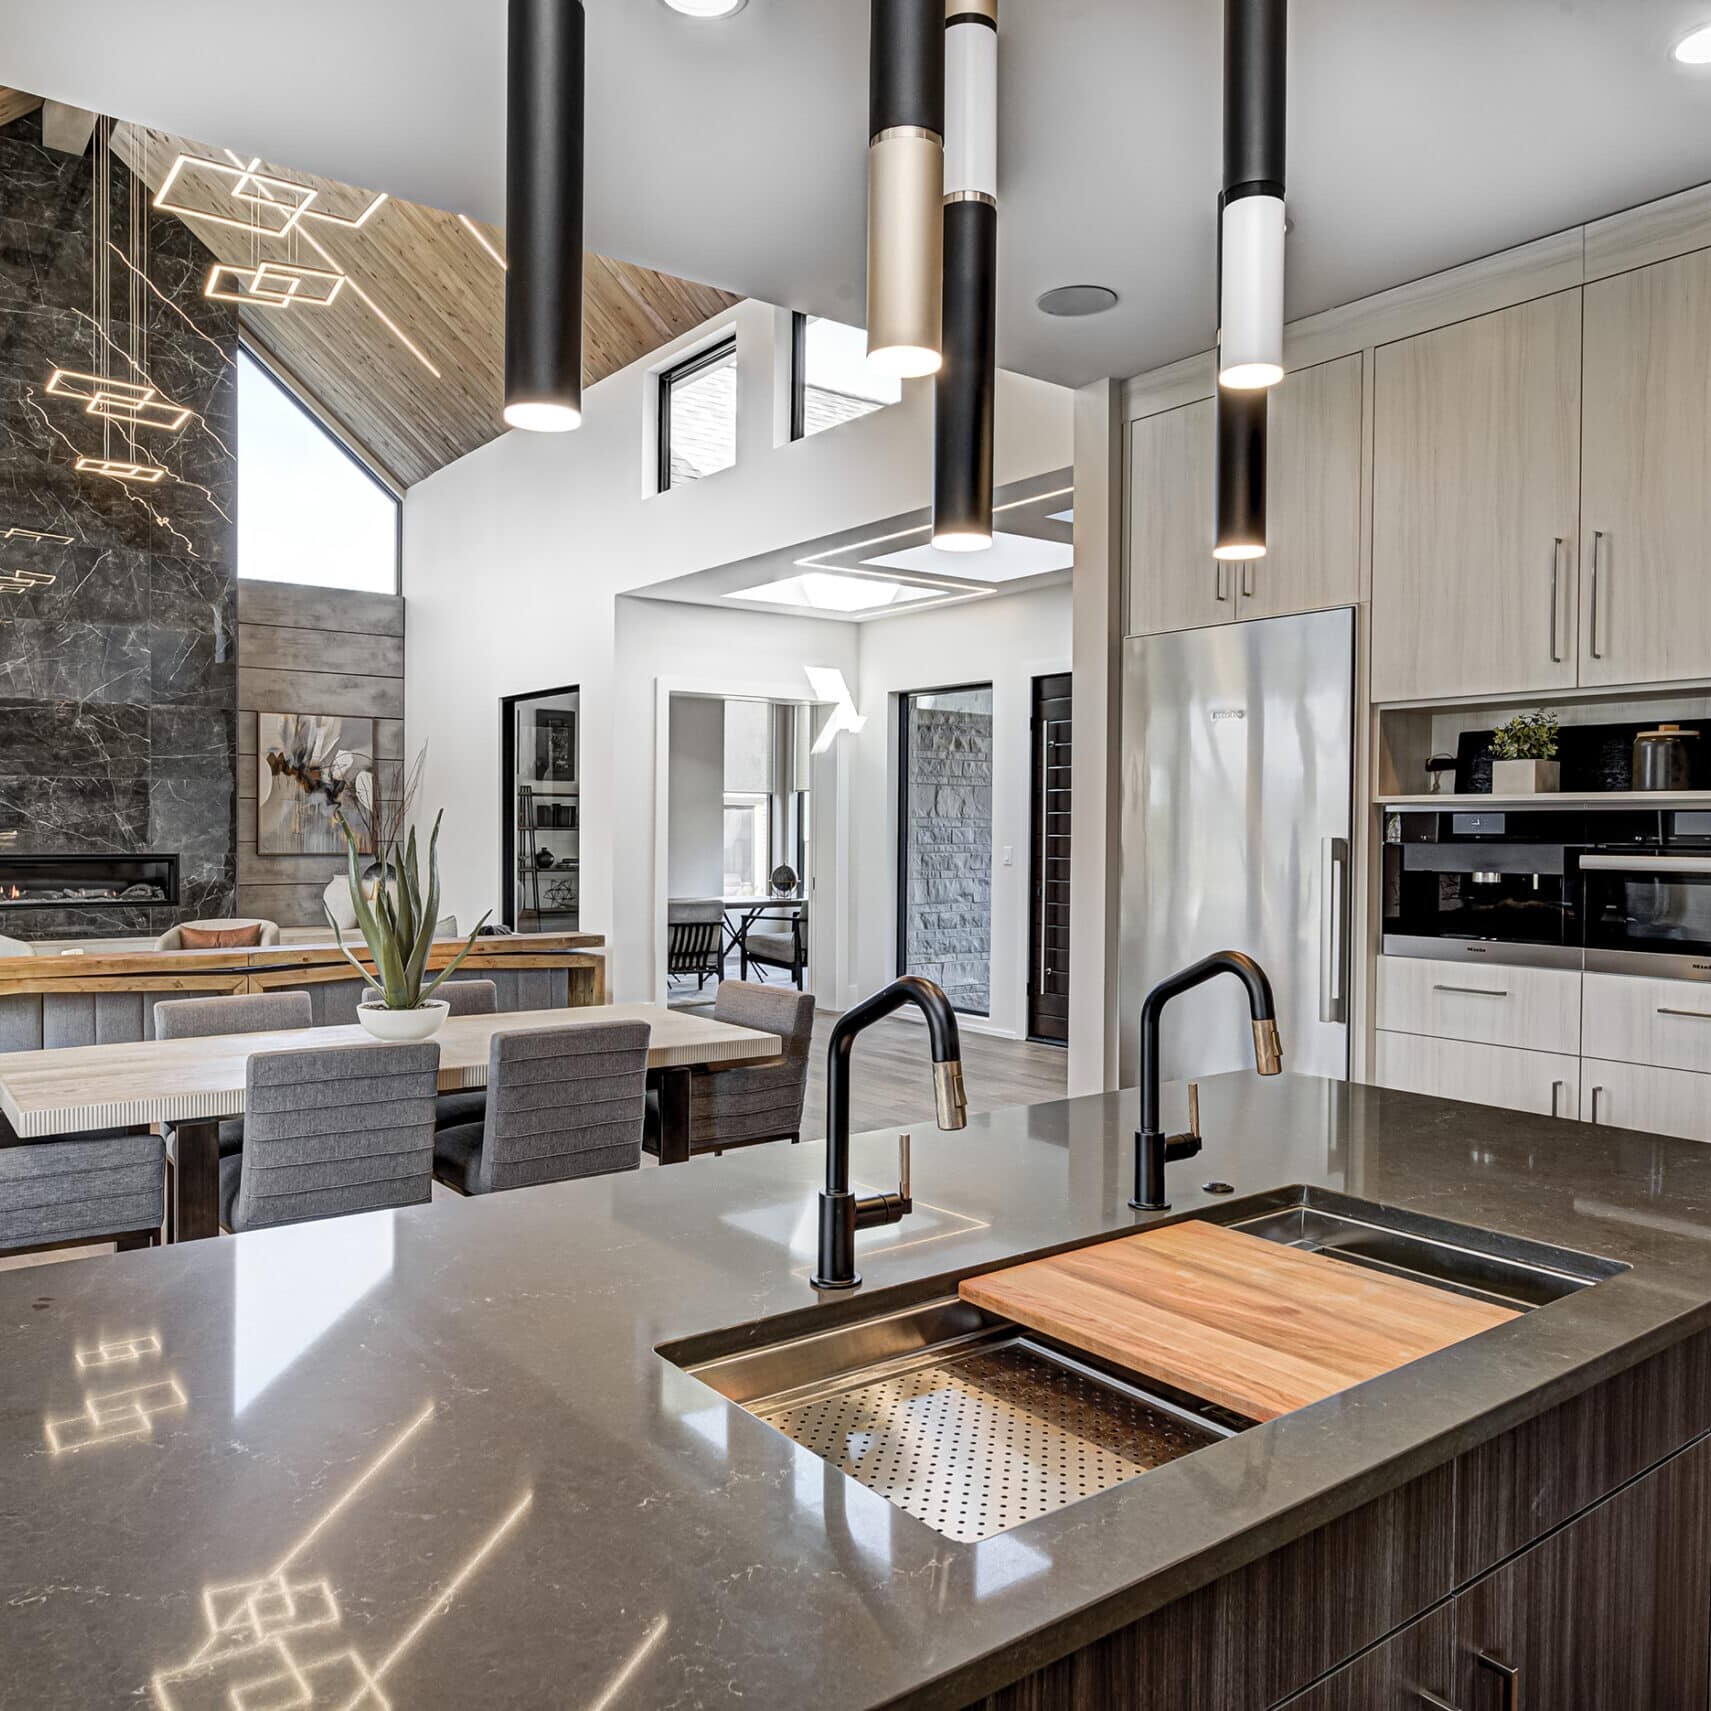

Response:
(6, 1072), (1711, 1708)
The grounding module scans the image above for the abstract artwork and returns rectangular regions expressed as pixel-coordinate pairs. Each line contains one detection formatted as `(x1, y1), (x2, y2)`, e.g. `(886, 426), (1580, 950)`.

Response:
(533, 708), (576, 783)
(257, 713), (376, 856)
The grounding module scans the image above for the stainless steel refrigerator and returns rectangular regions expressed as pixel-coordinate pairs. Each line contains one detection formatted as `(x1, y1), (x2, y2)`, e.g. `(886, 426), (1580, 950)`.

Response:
(1118, 606), (1354, 1086)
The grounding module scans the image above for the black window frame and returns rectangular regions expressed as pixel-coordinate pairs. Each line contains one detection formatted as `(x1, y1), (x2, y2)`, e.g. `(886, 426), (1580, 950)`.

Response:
(235, 342), (402, 595)
(657, 334), (738, 494)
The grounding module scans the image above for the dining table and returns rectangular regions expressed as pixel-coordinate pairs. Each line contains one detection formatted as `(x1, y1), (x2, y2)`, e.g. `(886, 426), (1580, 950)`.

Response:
(0, 1003), (782, 1241)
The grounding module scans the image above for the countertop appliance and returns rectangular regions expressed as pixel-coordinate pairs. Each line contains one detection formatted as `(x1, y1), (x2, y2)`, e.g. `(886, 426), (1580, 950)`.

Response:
(1119, 607), (1354, 1085)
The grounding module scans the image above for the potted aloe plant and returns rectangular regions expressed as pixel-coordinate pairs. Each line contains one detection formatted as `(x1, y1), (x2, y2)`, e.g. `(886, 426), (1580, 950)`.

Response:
(1489, 708), (1561, 796)
(325, 751), (490, 1041)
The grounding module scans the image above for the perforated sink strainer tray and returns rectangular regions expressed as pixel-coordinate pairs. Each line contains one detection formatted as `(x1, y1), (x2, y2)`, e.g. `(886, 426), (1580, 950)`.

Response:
(753, 1338), (1220, 1542)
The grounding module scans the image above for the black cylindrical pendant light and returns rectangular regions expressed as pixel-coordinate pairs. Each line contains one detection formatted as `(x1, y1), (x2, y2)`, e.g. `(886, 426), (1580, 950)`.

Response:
(1214, 381), (1267, 561)
(1219, 0), (1286, 391)
(867, 0), (945, 379)
(932, 0), (997, 550)
(504, 0), (585, 432)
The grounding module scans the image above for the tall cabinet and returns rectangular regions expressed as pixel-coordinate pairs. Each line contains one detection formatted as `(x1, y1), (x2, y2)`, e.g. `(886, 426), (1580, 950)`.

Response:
(1580, 246), (1711, 689)
(1370, 292), (1582, 704)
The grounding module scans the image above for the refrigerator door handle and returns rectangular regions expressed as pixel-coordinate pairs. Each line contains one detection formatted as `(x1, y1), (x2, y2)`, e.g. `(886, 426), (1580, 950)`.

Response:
(1319, 836), (1350, 1025)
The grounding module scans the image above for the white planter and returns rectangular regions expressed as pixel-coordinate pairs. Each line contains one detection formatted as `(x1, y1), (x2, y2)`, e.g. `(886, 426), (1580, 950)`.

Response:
(1491, 758), (1561, 795)
(357, 999), (449, 1042)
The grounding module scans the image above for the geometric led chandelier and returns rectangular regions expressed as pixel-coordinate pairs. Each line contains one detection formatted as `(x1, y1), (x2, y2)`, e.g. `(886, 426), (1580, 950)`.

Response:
(0, 568), (56, 596)
(46, 369), (191, 432)
(204, 261), (346, 309)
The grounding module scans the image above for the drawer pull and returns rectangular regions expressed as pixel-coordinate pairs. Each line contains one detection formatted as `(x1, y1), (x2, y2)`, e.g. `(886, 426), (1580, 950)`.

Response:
(1591, 1085), (1604, 1124)
(1432, 984), (1509, 998)
(1658, 1007), (1711, 1021)
(1475, 1650), (1521, 1711)
(1550, 1080), (1563, 1118)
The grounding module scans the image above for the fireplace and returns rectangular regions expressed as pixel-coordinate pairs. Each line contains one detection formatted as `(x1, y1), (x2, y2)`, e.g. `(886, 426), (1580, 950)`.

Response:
(0, 853), (179, 911)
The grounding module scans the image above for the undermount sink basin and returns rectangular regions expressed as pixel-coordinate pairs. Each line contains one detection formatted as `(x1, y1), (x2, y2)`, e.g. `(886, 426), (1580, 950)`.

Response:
(663, 1191), (1622, 1544)
(1226, 1188), (1623, 1312)
(673, 1296), (1244, 1542)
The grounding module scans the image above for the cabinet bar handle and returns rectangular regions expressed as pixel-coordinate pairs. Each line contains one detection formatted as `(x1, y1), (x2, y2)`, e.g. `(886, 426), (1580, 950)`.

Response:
(1589, 529), (1605, 659)
(1550, 1079), (1563, 1118)
(1432, 983), (1509, 998)
(1412, 1693), (1460, 1711)
(1548, 537), (1562, 663)
(1241, 561), (1254, 598)
(1215, 562), (1229, 602)
(1658, 1007), (1711, 1021)
(1475, 1650), (1521, 1711)
(1582, 854), (1711, 874)
(1591, 1085), (1604, 1124)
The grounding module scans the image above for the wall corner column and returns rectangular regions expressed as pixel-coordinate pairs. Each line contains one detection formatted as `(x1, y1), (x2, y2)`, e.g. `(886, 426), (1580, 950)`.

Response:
(1068, 377), (1124, 1095)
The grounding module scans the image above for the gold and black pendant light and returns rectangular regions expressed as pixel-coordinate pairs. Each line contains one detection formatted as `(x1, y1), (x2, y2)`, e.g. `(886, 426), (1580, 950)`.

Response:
(1218, 0), (1286, 392)
(932, 0), (997, 550)
(867, 0), (945, 379)
(504, 0), (586, 431)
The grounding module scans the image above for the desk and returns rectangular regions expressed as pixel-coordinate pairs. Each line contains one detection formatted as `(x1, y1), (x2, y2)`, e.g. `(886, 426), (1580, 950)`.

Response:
(0, 1003), (780, 1239)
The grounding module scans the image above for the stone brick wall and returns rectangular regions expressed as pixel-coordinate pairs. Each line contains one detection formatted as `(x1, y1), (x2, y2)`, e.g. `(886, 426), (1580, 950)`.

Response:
(901, 696), (993, 1014)
(0, 111), (237, 938)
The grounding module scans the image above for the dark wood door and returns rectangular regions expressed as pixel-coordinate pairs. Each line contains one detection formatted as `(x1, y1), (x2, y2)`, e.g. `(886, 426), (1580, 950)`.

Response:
(1277, 1605), (1455, 1709)
(1028, 673), (1071, 1044)
(1454, 1436), (1711, 1710)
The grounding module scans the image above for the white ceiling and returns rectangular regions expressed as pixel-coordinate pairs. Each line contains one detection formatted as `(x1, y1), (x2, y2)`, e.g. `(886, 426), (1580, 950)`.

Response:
(8, 1), (1711, 386)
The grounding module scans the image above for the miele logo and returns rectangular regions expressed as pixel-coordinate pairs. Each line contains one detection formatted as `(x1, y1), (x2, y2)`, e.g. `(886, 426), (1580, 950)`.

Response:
(1210, 709), (1247, 722)
(1465, 945), (1489, 954)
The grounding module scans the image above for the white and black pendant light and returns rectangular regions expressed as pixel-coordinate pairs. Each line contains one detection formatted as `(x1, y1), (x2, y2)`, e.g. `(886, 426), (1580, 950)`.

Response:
(1218, 0), (1286, 391)
(1214, 379), (1267, 562)
(504, 0), (585, 432)
(932, 0), (997, 550)
(867, 0), (945, 379)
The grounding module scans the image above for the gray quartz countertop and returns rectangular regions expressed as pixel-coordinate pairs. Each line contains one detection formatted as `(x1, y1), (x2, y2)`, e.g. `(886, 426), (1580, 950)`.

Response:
(8, 1072), (1711, 1710)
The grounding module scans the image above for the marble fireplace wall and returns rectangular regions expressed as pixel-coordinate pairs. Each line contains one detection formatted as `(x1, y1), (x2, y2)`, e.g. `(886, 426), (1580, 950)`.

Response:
(0, 110), (238, 939)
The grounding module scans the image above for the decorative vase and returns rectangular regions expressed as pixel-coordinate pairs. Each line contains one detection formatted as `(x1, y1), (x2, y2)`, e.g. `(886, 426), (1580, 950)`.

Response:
(356, 998), (449, 1042)
(1491, 758), (1561, 795)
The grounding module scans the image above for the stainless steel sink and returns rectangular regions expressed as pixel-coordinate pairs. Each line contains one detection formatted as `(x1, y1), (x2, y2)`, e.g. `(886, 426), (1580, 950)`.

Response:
(678, 1296), (1242, 1542)
(666, 1192), (1622, 1544)
(1226, 1192), (1620, 1312)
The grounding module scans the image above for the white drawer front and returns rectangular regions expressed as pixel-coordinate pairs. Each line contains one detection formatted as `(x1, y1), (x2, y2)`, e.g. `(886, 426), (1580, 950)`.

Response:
(1582, 1058), (1711, 1144)
(1375, 1031), (1581, 1119)
(1583, 972), (1711, 1075)
(1376, 955), (1581, 1055)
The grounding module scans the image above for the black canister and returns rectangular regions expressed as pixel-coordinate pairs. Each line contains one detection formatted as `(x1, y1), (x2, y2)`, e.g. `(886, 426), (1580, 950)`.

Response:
(1633, 724), (1698, 791)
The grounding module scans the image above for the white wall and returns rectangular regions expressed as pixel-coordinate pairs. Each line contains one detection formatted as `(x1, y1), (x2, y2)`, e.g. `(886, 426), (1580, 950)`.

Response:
(666, 696), (725, 898)
(848, 584), (1073, 1039)
(403, 298), (1073, 1003)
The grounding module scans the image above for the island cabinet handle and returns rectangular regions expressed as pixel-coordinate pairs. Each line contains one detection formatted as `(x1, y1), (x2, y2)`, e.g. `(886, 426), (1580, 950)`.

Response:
(1432, 983), (1509, 998)
(1550, 1079), (1564, 1118)
(1411, 1691), (1461, 1711)
(1475, 1649), (1522, 1710)
(1658, 1006), (1711, 1021)
(1591, 1085), (1604, 1124)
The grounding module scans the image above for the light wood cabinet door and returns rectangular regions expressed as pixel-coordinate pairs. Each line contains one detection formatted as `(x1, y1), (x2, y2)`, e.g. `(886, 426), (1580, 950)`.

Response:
(1370, 293), (1582, 703)
(1126, 398), (1225, 636)
(1582, 1057), (1711, 1142)
(1582, 972), (1711, 1074)
(1236, 353), (1363, 622)
(1581, 249), (1711, 688)
(1375, 1031), (1580, 1119)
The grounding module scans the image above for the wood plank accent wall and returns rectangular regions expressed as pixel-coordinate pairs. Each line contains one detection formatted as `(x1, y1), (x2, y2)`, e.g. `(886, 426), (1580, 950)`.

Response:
(236, 580), (405, 928)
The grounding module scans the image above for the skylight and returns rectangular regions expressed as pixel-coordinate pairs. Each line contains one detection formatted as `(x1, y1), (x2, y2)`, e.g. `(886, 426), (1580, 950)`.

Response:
(858, 530), (1074, 583)
(726, 573), (942, 612)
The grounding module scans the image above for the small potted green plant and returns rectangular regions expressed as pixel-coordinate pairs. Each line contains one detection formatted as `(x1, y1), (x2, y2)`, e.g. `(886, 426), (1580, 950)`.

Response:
(1489, 709), (1561, 796)
(326, 751), (490, 1041)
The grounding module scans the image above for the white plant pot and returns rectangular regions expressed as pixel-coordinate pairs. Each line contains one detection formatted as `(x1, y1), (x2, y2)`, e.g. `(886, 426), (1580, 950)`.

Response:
(1491, 758), (1561, 795)
(356, 999), (449, 1042)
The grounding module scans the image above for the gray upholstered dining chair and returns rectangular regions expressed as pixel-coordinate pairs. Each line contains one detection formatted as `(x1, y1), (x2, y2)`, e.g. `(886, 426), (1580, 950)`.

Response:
(0, 1118), (165, 1256)
(740, 905), (808, 989)
(391, 979), (498, 1130)
(433, 1022), (650, 1195)
(644, 981), (815, 1158)
(217, 1042), (441, 1233)
(154, 990), (314, 1159)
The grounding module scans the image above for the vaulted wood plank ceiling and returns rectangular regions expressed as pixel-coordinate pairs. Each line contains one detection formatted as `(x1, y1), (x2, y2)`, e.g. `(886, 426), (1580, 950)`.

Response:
(102, 120), (741, 488)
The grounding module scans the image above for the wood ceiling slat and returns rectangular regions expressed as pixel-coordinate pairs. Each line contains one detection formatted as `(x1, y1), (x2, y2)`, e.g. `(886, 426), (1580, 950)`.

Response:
(116, 125), (741, 487)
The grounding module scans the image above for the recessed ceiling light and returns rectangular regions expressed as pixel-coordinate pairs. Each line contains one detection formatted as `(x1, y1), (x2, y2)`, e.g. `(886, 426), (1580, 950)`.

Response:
(661, 0), (747, 15)
(1676, 22), (1711, 62)
(1036, 284), (1119, 318)
(726, 572), (941, 612)
(861, 532), (1074, 584)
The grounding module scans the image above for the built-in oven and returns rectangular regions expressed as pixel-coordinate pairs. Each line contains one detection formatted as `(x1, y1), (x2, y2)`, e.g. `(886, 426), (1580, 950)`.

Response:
(1581, 813), (1711, 980)
(1383, 809), (1584, 968)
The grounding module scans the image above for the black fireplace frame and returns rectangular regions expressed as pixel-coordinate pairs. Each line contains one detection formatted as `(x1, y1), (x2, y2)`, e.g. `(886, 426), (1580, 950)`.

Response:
(0, 852), (180, 911)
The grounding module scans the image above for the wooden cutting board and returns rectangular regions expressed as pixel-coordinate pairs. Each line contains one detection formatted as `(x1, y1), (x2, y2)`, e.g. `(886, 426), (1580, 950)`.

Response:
(958, 1220), (1520, 1422)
